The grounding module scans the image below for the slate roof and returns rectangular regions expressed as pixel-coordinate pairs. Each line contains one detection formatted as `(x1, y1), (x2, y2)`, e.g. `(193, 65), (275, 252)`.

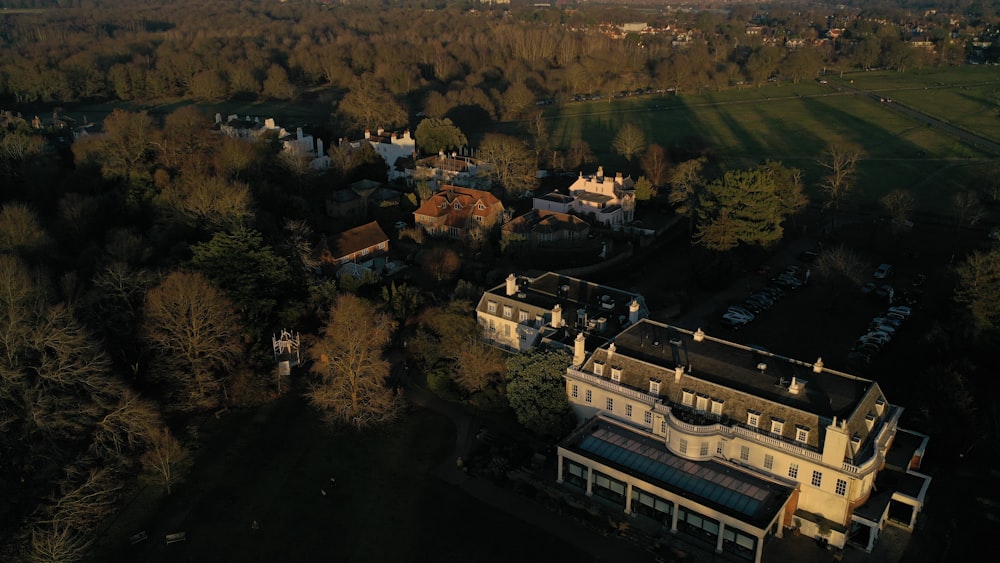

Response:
(328, 221), (388, 259)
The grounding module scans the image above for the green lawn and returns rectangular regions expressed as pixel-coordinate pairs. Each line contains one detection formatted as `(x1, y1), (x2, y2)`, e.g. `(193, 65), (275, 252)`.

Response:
(828, 66), (1000, 144)
(544, 77), (996, 215)
(90, 394), (593, 563)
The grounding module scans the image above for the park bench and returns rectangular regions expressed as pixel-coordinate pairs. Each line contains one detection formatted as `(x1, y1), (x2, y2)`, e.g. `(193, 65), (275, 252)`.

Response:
(165, 532), (187, 544)
(129, 531), (147, 545)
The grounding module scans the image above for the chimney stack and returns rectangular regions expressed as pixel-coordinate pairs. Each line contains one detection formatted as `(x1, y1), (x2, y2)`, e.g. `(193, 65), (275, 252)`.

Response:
(505, 273), (517, 296)
(629, 299), (641, 325)
(551, 304), (562, 328)
(813, 358), (824, 373)
(573, 332), (586, 366)
(606, 342), (616, 363)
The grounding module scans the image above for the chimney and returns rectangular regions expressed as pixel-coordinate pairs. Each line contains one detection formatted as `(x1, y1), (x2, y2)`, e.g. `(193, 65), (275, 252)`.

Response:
(215, 113), (222, 124)
(789, 377), (807, 395)
(813, 357), (824, 373)
(296, 127), (303, 140)
(505, 273), (517, 296)
(439, 149), (445, 160)
(551, 304), (562, 328)
(377, 127), (384, 136)
(597, 166), (604, 179)
(573, 332), (586, 366)
(693, 328), (705, 342)
(616, 171), (623, 182)
(674, 365), (684, 382)
(628, 299), (641, 324)
(365, 129), (371, 139)
(606, 342), (616, 363)
(316, 138), (324, 156)
(403, 130), (411, 140)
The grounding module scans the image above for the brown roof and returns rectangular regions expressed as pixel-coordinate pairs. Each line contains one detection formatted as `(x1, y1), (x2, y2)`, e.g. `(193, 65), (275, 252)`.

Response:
(328, 221), (388, 259)
(414, 185), (503, 223)
(503, 209), (589, 235)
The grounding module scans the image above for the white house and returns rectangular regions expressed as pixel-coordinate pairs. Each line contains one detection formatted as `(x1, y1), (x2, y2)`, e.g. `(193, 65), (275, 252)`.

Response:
(534, 166), (636, 227)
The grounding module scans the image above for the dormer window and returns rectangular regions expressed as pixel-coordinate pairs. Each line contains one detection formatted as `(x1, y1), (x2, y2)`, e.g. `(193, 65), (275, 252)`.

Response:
(710, 399), (724, 415)
(865, 412), (876, 430)
(795, 425), (810, 444)
(502, 305), (512, 319)
(593, 362), (604, 377)
(610, 366), (622, 382)
(453, 202), (461, 209)
(851, 433), (862, 447)
(477, 203), (485, 210)
(648, 379), (661, 395)
(518, 310), (529, 323)
(681, 389), (694, 407)
(747, 411), (761, 428)
(875, 397), (886, 415)
(695, 394), (709, 411)
(770, 418), (785, 435)
(487, 301), (497, 313)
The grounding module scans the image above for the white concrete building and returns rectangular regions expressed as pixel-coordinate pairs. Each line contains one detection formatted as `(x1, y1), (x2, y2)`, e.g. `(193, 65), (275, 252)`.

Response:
(558, 320), (931, 562)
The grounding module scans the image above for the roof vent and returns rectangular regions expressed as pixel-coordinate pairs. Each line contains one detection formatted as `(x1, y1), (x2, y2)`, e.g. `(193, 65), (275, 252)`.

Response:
(813, 357), (824, 373)
(789, 377), (807, 395)
(757, 362), (767, 374)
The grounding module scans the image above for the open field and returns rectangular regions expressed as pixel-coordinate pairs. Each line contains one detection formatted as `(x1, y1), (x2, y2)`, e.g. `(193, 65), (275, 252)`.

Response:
(545, 81), (996, 215)
(91, 395), (593, 563)
(829, 67), (1000, 144)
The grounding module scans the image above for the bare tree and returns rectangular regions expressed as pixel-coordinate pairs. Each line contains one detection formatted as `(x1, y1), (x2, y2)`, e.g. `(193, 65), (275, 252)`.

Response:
(90, 389), (162, 464)
(952, 191), (983, 236)
(452, 339), (506, 394)
(818, 143), (863, 230)
(140, 427), (189, 495)
(306, 295), (402, 429)
(879, 189), (916, 235)
(612, 123), (646, 161)
(144, 271), (243, 411)
(158, 173), (252, 230)
(0, 202), (49, 255)
(28, 520), (92, 563)
(420, 247), (461, 282)
(641, 144), (670, 187)
(565, 138), (595, 170)
(478, 133), (536, 197)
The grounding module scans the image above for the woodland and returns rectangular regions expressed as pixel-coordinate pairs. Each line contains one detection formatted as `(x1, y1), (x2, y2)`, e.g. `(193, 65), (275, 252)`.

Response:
(2, 1), (1000, 561)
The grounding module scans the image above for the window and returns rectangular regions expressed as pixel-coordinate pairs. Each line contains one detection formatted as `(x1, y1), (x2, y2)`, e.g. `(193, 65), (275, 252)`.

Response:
(764, 454), (774, 470)
(711, 399), (724, 415)
(518, 310), (529, 323)
(789, 463), (799, 479)
(626, 404), (633, 418)
(475, 215), (482, 222)
(610, 366), (622, 381)
(865, 412), (876, 430)
(875, 397), (886, 415)
(644, 411), (652, 424)
(571, 384), (579, 399)
(502, 305), (512, 319)
(747, 411), (760, 428)
(696, 394), (709, 411)
(660, 420), (667, 434)
(836, 479), (848, 496)
(594, 362), (604, 376)
(796, 426), (810, 443)
(679, 439), (688, 454)
(360, 248), (369, 256)
(649, 380), (660, 395)
(699, 442), (709, 456)
(740, 445), (750, 461)
(716, 441), (725, 455)
(681, 389), (695, 407)
(606, 397), (614, 411)
(770, 418), (784, 435)
(811, 470), (823, 488)
(487, 301), (497, 313)
(585, 390), (592, 404)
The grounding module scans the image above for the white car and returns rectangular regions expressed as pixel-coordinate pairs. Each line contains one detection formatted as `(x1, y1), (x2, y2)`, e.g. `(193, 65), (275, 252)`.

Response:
(874, 263), (893, 279)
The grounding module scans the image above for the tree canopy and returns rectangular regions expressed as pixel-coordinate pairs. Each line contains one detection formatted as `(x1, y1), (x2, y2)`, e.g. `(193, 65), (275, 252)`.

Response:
(414, 117), (467, 155)
(505, 348), (574, 438)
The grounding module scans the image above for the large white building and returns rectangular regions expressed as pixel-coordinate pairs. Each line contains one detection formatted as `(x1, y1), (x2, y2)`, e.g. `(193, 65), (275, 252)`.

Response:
(476, 272), (648, 353)
(534, 166), (636, 227)
(557, 320), (930, 562)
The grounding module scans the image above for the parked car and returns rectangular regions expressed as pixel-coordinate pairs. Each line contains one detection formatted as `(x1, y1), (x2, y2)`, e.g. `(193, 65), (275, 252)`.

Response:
(865, 330), (893, 343)
(738, 301), (763, 314)
(722, 312), (752, 325)
(912, 274), (926, 287)
(874, 263), (893, 279)
(871, 317), (902, 328)
(725, 309), (754, 322)
(888, 305), (912, 318)
(869, 323), (896, 335)
(874, 284), (894, 298)
(748, 293), (774, 307)
(728, 305), (755, 317)
(758, 286), (784, 299)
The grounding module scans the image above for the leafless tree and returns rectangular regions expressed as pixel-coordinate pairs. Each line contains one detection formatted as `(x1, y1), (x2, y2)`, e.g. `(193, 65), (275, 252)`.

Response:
(879, 189), (916, 235)
(818, 143), (863, 230)
(144, 271), (243, 411)
(306, 295), (402, 429)
(140, 427), (189, 495)
(612, 123), (646, 161)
